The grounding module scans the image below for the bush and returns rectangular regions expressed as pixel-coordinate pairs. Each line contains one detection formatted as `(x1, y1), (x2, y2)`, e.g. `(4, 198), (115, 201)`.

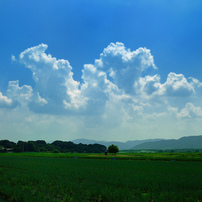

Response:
(53, 149), (60, 153)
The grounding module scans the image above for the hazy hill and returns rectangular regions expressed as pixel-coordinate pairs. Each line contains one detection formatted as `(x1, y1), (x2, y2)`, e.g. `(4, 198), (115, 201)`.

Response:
(72, 138), (163, 150)
(132, 135), (202, 150)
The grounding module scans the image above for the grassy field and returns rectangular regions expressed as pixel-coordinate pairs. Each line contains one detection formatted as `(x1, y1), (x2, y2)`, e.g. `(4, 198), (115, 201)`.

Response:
(1, 151), (202, 161)
(0, 153), (201, 201)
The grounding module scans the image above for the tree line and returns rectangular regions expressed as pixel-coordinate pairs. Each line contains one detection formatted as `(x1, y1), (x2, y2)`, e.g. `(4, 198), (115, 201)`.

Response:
(0, 140), (107, 153)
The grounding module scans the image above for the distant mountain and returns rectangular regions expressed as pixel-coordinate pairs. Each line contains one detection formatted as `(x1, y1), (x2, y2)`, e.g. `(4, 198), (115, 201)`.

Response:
(72, 138), (164, 150)
(132, 135), (202, 150)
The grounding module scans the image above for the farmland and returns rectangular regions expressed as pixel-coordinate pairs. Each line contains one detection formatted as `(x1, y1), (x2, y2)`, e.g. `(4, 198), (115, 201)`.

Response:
(0, 153), (201, 201)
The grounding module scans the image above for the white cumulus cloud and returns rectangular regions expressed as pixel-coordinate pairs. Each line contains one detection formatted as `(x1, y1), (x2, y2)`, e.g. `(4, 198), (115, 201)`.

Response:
(7, 80), (33, 105)
(1, 42), (201, 139)
(0, 92), (13, 108)
(162, 72), (195, 97)
(1, 42), (202, 141)
(177, 103), (202, 119)
(18, 43), (83, 114)
(94, 42), (157, 94)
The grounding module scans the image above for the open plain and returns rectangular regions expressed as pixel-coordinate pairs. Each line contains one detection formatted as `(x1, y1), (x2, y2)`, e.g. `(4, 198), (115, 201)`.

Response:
(0, 152), (201, 201)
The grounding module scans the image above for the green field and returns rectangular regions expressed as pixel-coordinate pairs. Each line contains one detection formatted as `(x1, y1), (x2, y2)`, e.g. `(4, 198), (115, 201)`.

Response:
(0, 153), (201, 201)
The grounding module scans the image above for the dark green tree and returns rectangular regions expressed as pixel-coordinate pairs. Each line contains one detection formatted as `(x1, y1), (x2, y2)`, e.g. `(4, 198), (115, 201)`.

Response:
(108, 144), (119, 155)
(0, 140), (16, 149)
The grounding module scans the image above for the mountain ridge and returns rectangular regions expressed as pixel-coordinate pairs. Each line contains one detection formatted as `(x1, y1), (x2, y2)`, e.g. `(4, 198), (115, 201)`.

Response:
(132, 135), (202, 150)
(72, 135), (202, 150)
(72, 138), (164, 150)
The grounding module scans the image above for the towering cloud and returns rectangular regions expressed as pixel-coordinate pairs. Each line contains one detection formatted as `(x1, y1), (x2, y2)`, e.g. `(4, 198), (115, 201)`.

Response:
(94, 42), (157, 94)
(1, 42), (201, 126)
(0, 42), (201, 141)
(17, 44), (83, 114)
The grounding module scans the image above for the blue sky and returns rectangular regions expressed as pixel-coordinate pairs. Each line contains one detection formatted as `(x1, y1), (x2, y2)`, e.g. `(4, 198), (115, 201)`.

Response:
(0, 0), (202, 142)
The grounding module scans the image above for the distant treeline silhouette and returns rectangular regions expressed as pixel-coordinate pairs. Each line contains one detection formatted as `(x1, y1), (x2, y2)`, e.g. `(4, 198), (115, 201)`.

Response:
(0, 140), (107, 153)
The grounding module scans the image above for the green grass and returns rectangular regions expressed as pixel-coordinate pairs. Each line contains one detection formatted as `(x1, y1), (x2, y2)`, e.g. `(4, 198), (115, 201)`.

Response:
(0, 153), (201, 201)
(1, 151), (201, 161)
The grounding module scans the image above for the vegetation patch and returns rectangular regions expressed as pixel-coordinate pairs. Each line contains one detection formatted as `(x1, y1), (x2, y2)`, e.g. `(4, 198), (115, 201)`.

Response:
(0, 139), (107, 153)
(0, 153), (201, 201)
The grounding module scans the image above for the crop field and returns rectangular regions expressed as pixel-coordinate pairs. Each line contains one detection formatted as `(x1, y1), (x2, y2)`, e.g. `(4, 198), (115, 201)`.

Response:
(0, 153), (201, 201)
